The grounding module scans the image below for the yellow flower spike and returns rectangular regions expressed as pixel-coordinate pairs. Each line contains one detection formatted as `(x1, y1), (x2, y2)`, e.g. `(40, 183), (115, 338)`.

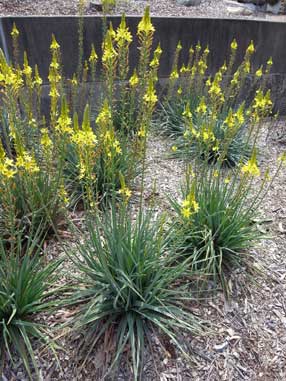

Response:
(56, 97), (72, 134)
(231, 39), (238, 50)
(96, 99), (112, 127)
(129, 70), (139, 87)
(177, 87), (182, 95)
(196, 97), (207, 115)
(137, 6), (155, 36)
(182, 103), (192, 120)
(34, 65), (42, 86)
(224, 109), (235, 129)
(195, 42), (201, 53)
(89, 44), (98, 63)
(143, 79), (157, 106)
(154, 44), (162, 56)
(255, 66), (263, 78)
(73, 112), (79, 133)
(102, 30), (117, 64)
(11, 23), (19, 38)
(115, 14), (132, 45)
(170, 69), (179, 80)
(40, 128), (53, 148)
(50, 34), (60, 51)
(246, 40), (255, 55)
(82, 104), (91, 132)
(59, 183), (69, 206)
(241, 149), (260, 177)
(181, 189), (199, 219)
(71, 73), (78, 86)
(23, 52), (32, 77)
(177, 41), (182, 51)
(234, 104), (245, 125)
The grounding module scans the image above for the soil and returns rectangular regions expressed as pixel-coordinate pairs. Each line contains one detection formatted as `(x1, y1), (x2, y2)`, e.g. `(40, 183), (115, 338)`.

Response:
(1, 0), (286, 20)
(2, 124), (286, 381)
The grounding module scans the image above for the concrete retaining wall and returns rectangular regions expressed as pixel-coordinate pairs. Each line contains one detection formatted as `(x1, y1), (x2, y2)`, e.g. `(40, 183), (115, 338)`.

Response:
(0, 16), (286, 113)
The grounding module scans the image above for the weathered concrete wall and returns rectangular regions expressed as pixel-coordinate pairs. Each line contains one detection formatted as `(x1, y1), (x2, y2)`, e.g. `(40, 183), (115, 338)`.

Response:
(0, 16), (286, 113)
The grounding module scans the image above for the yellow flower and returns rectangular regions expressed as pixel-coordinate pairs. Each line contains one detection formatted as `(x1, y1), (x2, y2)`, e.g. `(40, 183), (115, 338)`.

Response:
(224, 176), (231, 184)
(0, 157), (17, 178)
(71, 74), (78, 86)
(16, 152), (40, 174)
(241, 151), (260, 177)
(182, 104), (192, 119)
(213, 170), (219, 178)
(137, 7), (155, 36)
(89, 45), (98, 63)
(59, 183), (69, 205)
(40, 128), (53, 148)
(180, 64), (190, 74)
(115, 15), (133, 45)
(246, 41), (255, 54)
(255, 66), (263, 78)
(129, 71), (139, 87)
(96, 100), (112, 126)
(119, 186), (132, 200)
(50, 34), (60, 50)
(170, 69), (179, 80)
(231, 39), (238, 50)
(72, 130), (97, 147)
(143, 81), (157, 105)
(34, 67), (43, 86)
(181, 191), (199, 219)
(181, 207), (191, 219)
(138, 127), (146, 138)
(196, 97), (207, 115)
(177, 87), (182, 95)
(234, 105), (245, 126)
(49, 86), (59, 98)
(171, 145), (178, 152)
(224, 109), (235, 129)
(113, 140), (122, 154)
(11, 23), (19, 38)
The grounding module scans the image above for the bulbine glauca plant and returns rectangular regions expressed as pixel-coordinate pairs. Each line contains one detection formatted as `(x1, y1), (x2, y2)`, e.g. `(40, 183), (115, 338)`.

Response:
(0, 4), (284, 380)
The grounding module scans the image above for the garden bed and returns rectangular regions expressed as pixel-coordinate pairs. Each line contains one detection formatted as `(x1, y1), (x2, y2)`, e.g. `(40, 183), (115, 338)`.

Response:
(2, 127), (286, 381)
(1, 8), (286, 381)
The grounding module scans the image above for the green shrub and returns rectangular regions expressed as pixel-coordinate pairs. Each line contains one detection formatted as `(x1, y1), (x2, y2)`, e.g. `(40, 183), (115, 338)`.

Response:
(169, 165), (264, 293)
(65, 204), (203, 379)
(0, 234), (61, 379)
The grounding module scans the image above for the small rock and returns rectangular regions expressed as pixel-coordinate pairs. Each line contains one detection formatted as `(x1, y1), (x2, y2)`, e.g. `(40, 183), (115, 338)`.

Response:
(89, 0), (103, 11)
(227, 4), (255, 14)
(266, 0), (286, 13)
(214, 341), (229, 352)
(176, 0), (202, 6)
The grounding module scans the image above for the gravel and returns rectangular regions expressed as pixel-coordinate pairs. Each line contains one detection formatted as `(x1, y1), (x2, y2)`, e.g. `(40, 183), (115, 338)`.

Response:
(1, 0), (286, 20)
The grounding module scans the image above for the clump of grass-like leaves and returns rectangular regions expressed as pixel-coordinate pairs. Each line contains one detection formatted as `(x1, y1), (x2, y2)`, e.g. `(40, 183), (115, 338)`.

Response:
(170, 166), (263, 293)
(0, 233), (61, 379)
(66, 203), (203, 379)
